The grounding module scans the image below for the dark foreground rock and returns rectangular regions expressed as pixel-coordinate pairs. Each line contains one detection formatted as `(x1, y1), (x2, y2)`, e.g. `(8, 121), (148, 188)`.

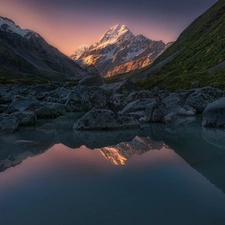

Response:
(0, 81), (225, 131)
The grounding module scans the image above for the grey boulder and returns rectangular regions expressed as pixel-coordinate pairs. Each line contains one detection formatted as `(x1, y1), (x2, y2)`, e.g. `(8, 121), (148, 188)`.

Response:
(202, 97), (225, 127)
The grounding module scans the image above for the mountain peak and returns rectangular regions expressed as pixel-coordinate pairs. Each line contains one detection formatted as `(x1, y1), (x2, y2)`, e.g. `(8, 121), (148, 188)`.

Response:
(0, 16), (15, 24)
(71, 24), (167, 77)
(96, 24), (134, 47)
(0, 16), (33, 38)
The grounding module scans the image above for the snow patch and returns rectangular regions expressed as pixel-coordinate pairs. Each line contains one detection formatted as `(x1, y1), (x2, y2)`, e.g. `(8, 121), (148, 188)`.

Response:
(125, 49), (145, 62)
(0, 17), (33, 38)
(104, 47), (117, 60)
(96, 24), (134, 48)
(71, 44), (91, 60)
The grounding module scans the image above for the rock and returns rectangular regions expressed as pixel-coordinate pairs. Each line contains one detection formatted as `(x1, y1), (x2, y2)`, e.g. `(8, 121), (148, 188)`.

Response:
(150, 86), (170, 100)
(109, 94), (128, 111)
(121, 98), (158, 122)
(79, 65), (105, 86)
(0, 114), (19, 134)
(12, 111), (37, 126)
(40, 87), (71, 103)
(65, 86), (92, 112)
(30, 83), (59, 96)
(0, 104), (8, 113)
(102, 80), (137, 96)
(26, 102), (66, 119)
(1, 92), (17, 103)
(186, 87), (225, 113)
(7, 99), (38, 113)
(202, 97), (225, 127)
(151, 90), (196, 123)
(127, 90), (153, 103)
(87, 86), (108, 108)
(151, 104), (166, 122)
(121, 98), (155, 114)
(0, 86), (8, 96)
(74, 108), (139, 130)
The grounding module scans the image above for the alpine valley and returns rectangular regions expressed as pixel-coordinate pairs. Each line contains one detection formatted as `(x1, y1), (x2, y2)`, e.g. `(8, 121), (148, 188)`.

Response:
(1, 2), (225, 225)
(71, 24), (172, 77)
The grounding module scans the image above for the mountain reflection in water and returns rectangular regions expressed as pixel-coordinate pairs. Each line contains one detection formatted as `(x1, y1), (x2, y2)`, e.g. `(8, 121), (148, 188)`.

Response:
(0, 117), (225, 225)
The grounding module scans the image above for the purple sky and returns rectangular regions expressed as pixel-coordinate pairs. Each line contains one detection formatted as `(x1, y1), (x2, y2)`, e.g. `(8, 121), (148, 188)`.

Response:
(0, 0), (218, 55)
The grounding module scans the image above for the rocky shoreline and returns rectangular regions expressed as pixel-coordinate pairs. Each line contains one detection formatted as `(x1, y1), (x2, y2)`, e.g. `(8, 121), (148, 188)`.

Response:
(0, 78), (225, 134)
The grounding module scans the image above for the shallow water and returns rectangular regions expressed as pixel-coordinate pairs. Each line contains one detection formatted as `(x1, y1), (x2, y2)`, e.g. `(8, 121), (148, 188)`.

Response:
(0, 117), (225, 225)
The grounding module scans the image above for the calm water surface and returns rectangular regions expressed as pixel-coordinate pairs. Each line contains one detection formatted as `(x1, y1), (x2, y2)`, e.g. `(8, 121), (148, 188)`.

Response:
(0, 117), (225, 225)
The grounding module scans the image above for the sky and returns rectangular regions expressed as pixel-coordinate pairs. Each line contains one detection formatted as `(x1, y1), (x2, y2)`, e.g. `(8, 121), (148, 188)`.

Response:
(0, 0), (218, 56)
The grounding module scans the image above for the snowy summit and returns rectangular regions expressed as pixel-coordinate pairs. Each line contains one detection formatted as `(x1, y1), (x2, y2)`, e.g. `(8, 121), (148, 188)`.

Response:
(71, 24), (169, 77)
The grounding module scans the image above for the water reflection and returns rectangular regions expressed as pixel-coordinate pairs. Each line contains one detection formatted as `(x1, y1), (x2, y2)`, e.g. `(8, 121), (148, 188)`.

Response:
(0, 116), (225, 193)
(1, 117), (225, 225)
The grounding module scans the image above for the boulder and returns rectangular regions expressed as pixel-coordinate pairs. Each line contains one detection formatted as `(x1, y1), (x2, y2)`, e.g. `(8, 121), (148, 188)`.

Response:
(151, 90), (196, 123)
(202, 97), (225, 127)
(109, 94), (128, 111)
(7, 98), (38, 113)
(74, 108), (139, 130)
(127, 90), (153, 103)
(0, 114), (19, 134)
(65, 86), (92, 112)
(121, 98), (158, 122)
(0, 104), (8, 113)
(12, 111), (37, 126)
(185, 87), (225, 113)
(26, 102), (66, 119)
(87, 86), (108, 108)
(102, 80), (137, 96)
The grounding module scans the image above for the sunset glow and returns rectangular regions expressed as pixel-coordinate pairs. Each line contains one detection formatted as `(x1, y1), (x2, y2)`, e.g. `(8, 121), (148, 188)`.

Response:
(0, 0), (217, 55)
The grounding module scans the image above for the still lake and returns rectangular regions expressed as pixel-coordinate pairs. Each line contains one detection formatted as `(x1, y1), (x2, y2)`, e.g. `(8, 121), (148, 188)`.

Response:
(0, 117), (225, 225)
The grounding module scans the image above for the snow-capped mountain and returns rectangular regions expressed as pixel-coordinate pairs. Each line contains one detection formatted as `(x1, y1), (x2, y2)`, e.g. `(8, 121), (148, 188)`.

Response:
(0, 16), (87, 80)
(71, 24), (170, 77)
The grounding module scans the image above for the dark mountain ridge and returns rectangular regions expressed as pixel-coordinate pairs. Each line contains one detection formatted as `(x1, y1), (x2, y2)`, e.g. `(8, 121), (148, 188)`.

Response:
(0, 16), (87, 82)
